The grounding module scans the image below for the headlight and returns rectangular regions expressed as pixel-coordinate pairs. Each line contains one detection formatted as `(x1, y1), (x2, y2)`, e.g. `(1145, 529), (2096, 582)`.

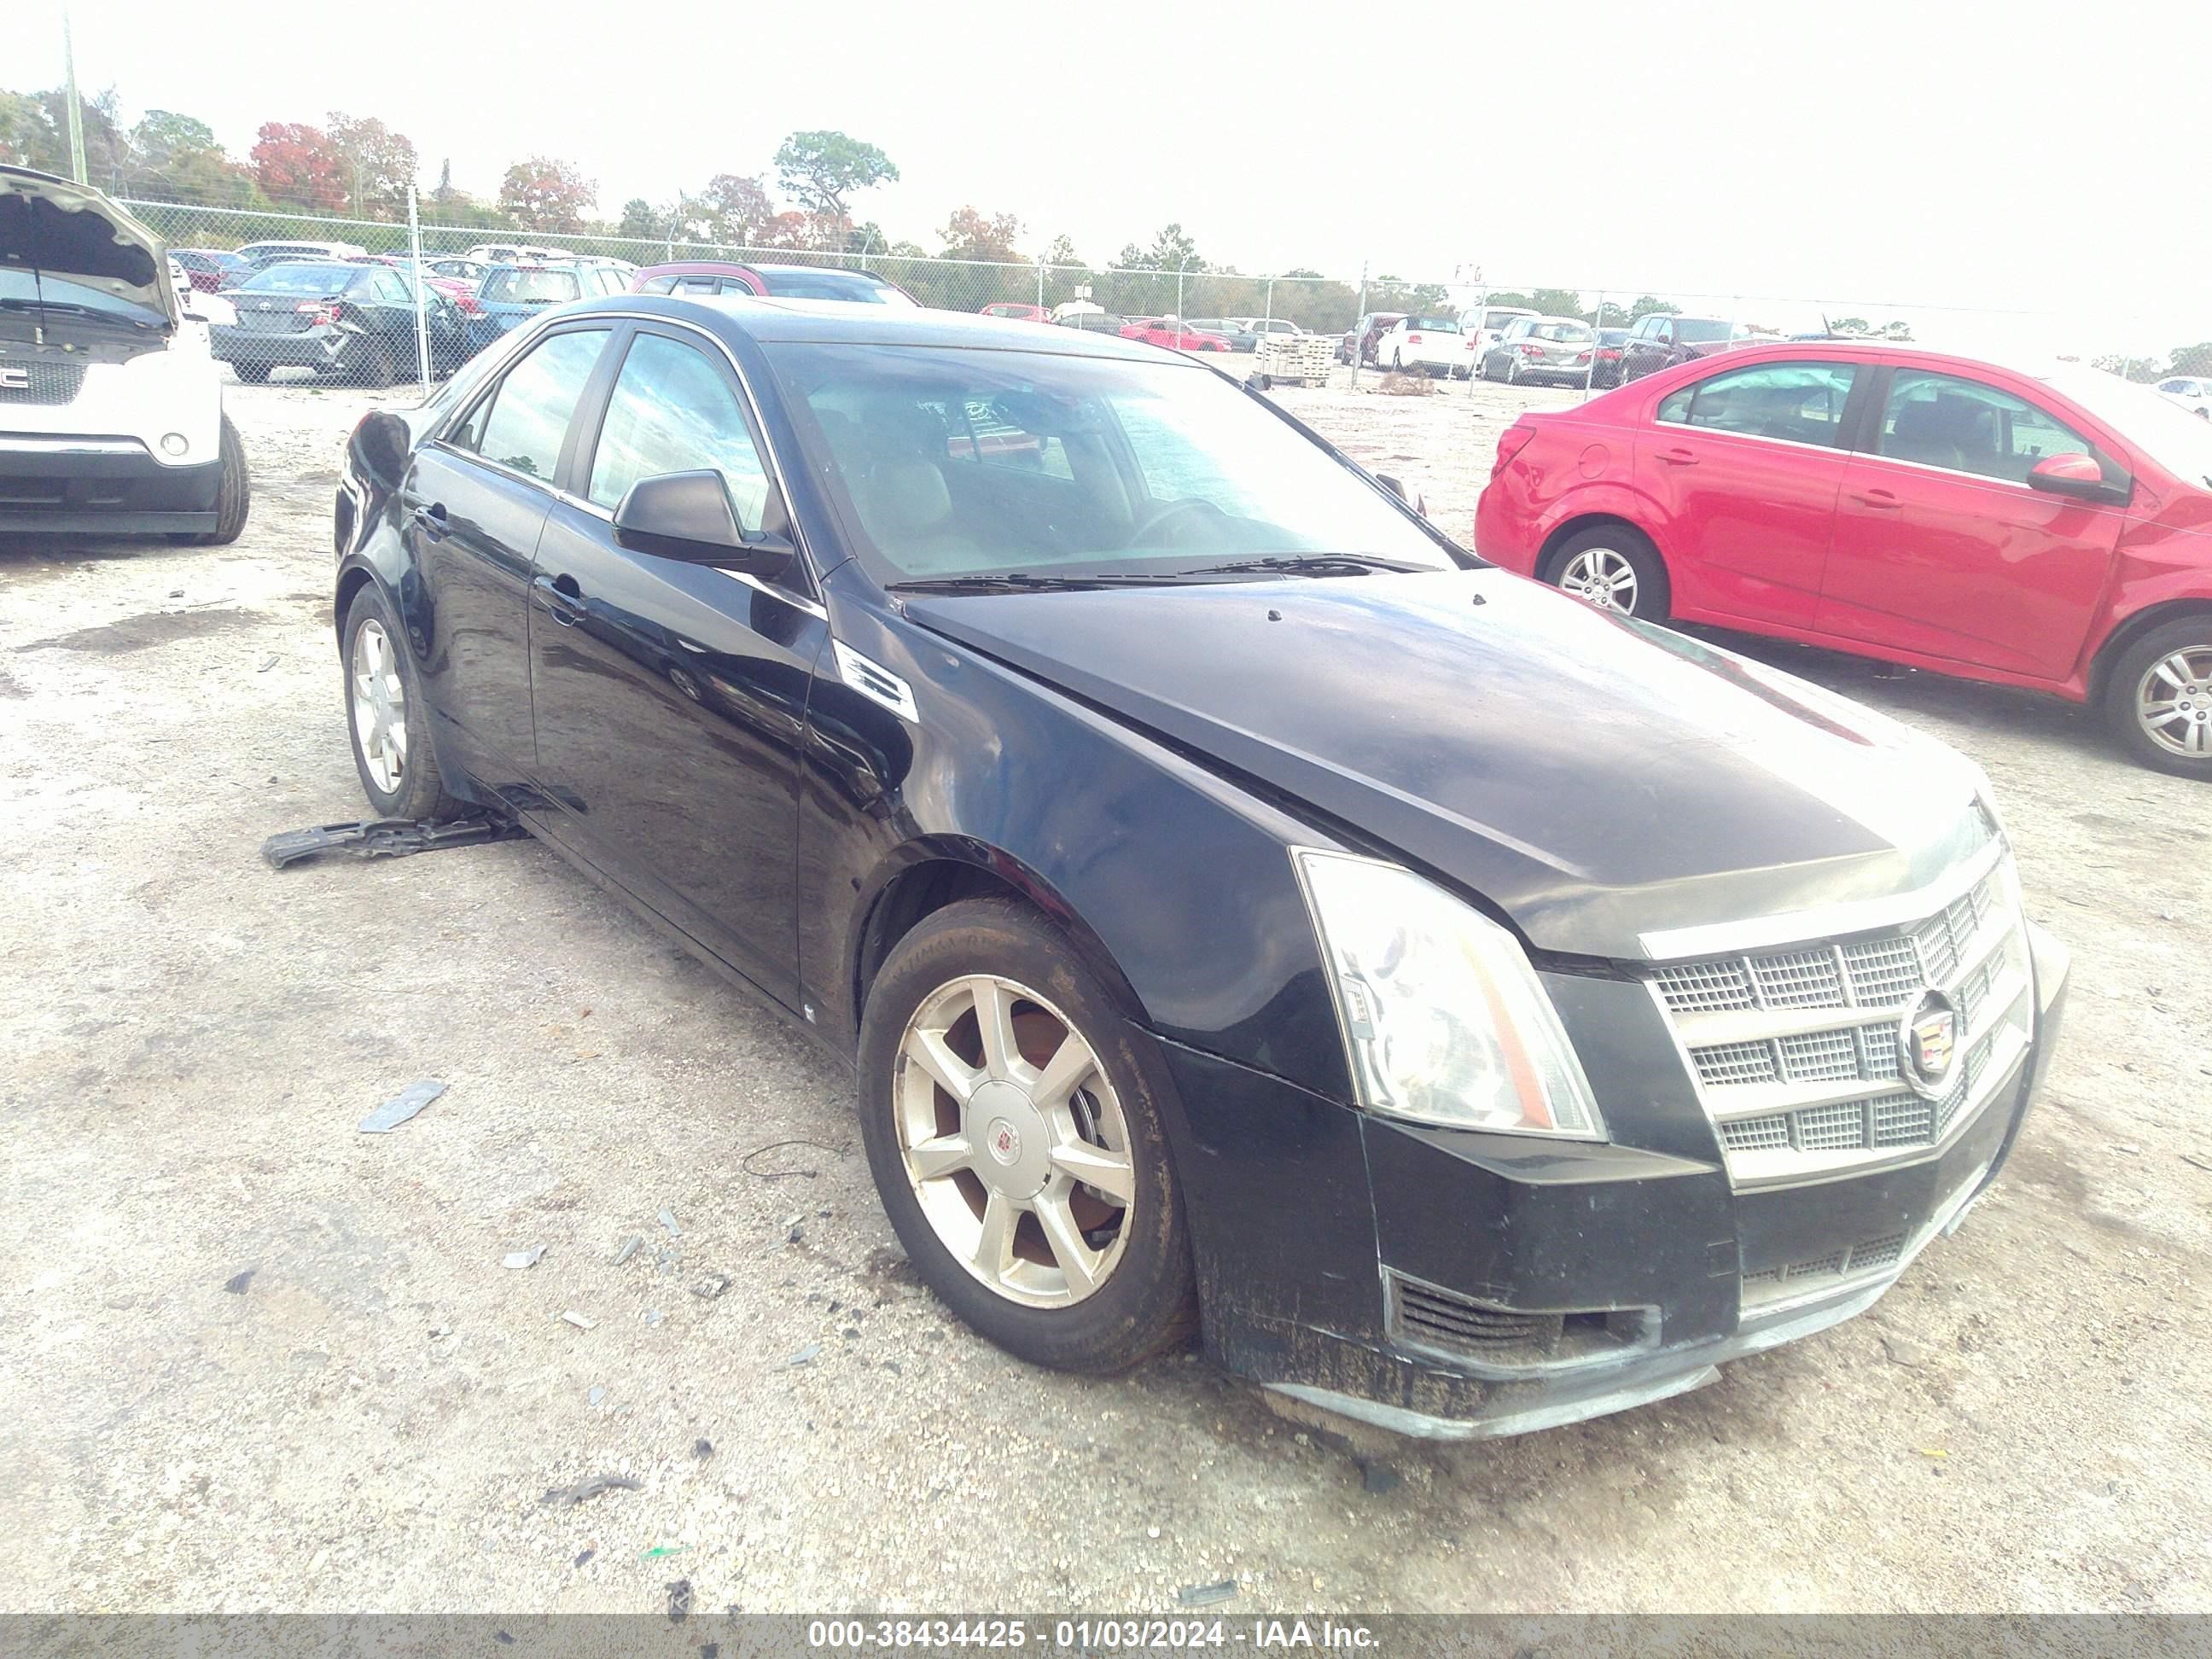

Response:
(1292, 849), (1605, 1139)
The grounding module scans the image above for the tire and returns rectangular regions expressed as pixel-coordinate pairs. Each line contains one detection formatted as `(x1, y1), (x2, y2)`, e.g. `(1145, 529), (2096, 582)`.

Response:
(1544, 523), (1671, 620)
(352, 335), (397, 389)
(1504, 354), (1520, 386)
(340, 583), (468, 820)
(178, 415), (250, 546)
(232, 359), (271, 384)
(2100, 616), (2212, 777)
(857, 897), (1198, 1375)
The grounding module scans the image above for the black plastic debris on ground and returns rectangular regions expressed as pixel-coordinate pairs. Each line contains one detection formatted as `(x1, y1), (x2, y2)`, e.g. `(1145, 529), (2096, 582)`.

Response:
(1179, 1580), (1237, 1607)
(223, 1270), (255, 1294)
(260, 816), (527, 870)
(542, 1474), (643, 1508)
(666, 1578), (694, 1622)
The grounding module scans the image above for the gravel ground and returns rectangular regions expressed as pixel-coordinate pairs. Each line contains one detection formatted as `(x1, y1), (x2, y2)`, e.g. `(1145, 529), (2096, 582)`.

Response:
(3, 370), (2208, 1616)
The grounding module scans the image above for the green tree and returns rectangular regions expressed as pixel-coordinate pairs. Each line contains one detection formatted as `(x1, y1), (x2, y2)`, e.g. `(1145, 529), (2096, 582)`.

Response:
(1043, 234), (1082, 269)
(1628, 294), (1680, 320)
(617, 197), (660, 240)
(1528, 287), (1584, 318)
(1144, 222), (1203, 272)
(771, 130), (898, 223)
(2169, 341), (2212, 377)
(2093, 354), (2164, 383)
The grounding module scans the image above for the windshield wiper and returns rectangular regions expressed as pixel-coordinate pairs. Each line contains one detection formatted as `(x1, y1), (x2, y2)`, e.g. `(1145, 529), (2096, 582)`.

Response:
(1175, 553), (1425, 578)
(886, 571), (1193, 595)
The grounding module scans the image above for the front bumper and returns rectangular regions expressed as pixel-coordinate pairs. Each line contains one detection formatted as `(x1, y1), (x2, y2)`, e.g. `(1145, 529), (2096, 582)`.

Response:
(0, 435), (221, 533)
(1161, 922), (2069, 1440)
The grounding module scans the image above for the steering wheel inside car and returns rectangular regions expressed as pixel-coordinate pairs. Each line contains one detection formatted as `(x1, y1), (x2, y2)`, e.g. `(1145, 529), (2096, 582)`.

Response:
(1126, 496), (1231, 549)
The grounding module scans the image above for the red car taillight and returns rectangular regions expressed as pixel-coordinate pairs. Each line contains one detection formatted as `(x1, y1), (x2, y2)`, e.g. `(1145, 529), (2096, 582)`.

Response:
(1406, 334), (1423, 345)
(1492, 425), (1536, 480)
(1519, 342), (1545, 356)
(296, 300), (340, 326)
(1598, 347), (1622, 360)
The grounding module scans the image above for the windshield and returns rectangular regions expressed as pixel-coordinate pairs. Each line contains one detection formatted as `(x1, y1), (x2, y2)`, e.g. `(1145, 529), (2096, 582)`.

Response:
(237, 264), (355, 295)
(1529, 322), (1592, 342)
(2047, 366), (2212, 486)
(765, 342), (1458, 585)
(1482, 310), (1530, 329)
(481, 269), (581, 304)
(1674, 318), (1732, 343)
(0, 268), (166, 327)
(1410, 316), (1458, 332)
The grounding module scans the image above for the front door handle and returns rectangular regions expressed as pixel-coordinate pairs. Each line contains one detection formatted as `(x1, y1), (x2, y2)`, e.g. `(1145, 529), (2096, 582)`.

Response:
(410, 500), (450, 540)
(533, 572), (585, 626)
(1657, 447), (1698, 466)
(1851, 488), (1902, 509)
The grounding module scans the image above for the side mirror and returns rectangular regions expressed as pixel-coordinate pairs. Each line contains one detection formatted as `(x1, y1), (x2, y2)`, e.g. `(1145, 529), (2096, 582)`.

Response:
(2027, 451), (2125, 504)
(614, 470), (794, 572)
(351, 408), (413, 492)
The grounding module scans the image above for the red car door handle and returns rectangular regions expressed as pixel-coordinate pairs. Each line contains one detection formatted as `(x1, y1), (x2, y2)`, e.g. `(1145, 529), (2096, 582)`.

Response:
(1851, 489), (1901, 509)
(1657, 448), (1698, 466)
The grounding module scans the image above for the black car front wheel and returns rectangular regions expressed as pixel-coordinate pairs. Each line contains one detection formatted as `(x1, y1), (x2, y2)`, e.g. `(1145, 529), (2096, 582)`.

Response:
(858, 897), (1197, 1374)
(231, 359), (271, 384)
(341, 584), (466, 819)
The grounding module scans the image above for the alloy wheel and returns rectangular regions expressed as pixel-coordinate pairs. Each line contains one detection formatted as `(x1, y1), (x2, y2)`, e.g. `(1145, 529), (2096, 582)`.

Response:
(2136, 645), (2212, 757)
(1558, 547), (1640, 614)
(351, 618), (408, 794)
(894, 974), (1135, 1308)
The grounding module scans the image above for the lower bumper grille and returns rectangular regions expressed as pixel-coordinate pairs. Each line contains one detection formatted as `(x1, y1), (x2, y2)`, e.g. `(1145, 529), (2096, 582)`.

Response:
(1385, 1272), (1653, 1373)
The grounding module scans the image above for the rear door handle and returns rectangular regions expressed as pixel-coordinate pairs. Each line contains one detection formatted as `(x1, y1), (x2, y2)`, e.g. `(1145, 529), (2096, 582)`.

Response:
(1851, 488), (1902, 509)
(533, 572), (585, 626)
(1657, 447), (1698, 466)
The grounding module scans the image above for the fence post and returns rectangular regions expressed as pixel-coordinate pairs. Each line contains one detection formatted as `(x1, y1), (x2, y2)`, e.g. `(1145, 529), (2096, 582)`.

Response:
(1036, 257), (1045, 315)
(1174, 262), (1185, 323)
(1265, 277), (1274, 325)
(407, 187), (431, 388)
(1584, 290), (1603, 401)
(1350, 262), (1367, 389)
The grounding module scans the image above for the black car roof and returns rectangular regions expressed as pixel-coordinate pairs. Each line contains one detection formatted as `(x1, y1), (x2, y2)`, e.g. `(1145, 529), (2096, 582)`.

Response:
(573, 294), (1175, 362)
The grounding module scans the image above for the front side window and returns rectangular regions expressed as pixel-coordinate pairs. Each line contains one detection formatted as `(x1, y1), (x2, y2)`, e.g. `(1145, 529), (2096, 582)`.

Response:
(587, 332), (771, 529)
(458, 329), (610, 480)
(1662, 360), (1859, 447)
(768, 342), (1456, 583)
(1877, 369), (2095, 483)
(1673, 319), (1730, 344)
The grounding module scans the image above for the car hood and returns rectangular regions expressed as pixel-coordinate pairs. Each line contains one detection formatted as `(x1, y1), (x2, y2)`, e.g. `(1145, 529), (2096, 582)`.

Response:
(1, 165), (177, 358)
(903, 568), (1994, 960)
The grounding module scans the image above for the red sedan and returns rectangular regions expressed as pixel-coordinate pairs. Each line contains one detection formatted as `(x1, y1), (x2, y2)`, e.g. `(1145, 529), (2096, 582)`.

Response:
(1476, 341), (2212, 776)
(1120, 317), (1234, 352)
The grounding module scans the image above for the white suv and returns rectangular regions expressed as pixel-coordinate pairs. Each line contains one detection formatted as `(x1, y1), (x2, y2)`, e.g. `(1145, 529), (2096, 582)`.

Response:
(1, 166), (249, 544)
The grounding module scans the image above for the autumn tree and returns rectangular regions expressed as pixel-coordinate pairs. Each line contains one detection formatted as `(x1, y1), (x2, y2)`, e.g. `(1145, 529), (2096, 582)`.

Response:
(251, 121), (348, 210)
(326, 112), (417, 216)
(694, 172), (771, 244)
(940, 207), (1022, 263)
(1043, 235), (1083, 270)
(498, 156), (593, 231)
(771, 130), (898, 224)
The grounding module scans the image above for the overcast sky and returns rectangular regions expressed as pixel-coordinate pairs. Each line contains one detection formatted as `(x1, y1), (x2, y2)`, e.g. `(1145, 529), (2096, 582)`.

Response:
(17, 0), (2210, 352)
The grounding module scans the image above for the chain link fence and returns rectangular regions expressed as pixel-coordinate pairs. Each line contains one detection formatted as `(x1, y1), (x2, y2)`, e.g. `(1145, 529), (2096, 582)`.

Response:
(121, 197), (2110, 396)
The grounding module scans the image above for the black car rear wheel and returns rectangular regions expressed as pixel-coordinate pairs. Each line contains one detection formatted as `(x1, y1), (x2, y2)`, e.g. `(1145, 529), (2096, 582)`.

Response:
(232, 360), (271, 384)
(857, 897), (1197, 1375)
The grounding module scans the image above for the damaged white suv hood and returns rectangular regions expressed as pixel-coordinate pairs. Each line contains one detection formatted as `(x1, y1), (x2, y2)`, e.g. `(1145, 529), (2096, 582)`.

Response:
(2, 163), (179, 362)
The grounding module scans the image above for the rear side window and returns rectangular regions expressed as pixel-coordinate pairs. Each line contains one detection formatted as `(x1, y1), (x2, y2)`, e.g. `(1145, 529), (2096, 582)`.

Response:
(458, 329), (611, 481)
(1877, 370), (2098, 484)
(639, 275), (679, 294)
(586, 332), (771, 529)
(1661, 361), (1858, 447)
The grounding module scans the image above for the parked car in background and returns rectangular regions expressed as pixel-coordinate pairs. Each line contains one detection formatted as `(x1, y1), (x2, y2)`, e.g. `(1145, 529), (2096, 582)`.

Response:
(1618, 313), (1742, 381)
(170, 247), (251, 292)
(1340, 311), (1406, 365)
(235, 238), (368, 270)
(212, 259), (465, 385)
(1479, 316), (1597, 386)
(1232, 317), (1305, 340)
(1371, 314), (1474, 377)
(1477, 342), (2212, 775)
(1120, 317), (1235, 352)
(1, 165), (249, 544)
(2155, 375), (2211, 420)
(978, 303), (1052, 324)
(1055, 311), (1129, 334)
(1182, 318), (1258, 352)
(1591, 327), (1630, 387)
(463, 242), (567, 266)
(632, 261), (918, 306)
(362, 255), (489, 317)
(468, 262), (633, 352)
(329, 295), (2068, 1440)
(1457, 306), (1536, 361)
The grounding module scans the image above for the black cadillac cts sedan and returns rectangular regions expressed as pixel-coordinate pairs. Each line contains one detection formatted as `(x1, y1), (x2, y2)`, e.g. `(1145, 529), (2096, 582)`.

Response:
(329, 297), (2069, 1439)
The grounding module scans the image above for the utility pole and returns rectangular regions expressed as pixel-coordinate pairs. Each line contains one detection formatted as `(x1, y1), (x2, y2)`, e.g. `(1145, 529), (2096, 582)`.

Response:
(62, 8), (88, 185)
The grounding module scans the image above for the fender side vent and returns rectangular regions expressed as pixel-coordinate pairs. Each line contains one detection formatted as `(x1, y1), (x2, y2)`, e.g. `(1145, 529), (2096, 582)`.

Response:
(831, 641), (918, 722)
